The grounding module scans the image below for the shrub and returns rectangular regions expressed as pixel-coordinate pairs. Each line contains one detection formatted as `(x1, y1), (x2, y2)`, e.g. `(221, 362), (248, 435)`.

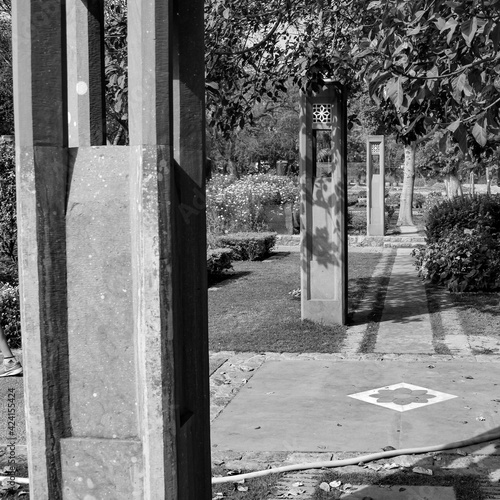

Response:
(422, 191), (443, 217)
(413, 192), (426, 208)
(347, 192), (358, 206)
(0, 143), (17, 264)
(386, 204), (395, 219)
(206, 174), (299, 234)
(413, 226), (500, 292)
(425, 194), (500, 244)
(385, 192), (400, 206)
(215, 232), (276, 260)
(348, 210), (365, 234)
(207, 248), (233, 278)
(0, 284), (21, 348)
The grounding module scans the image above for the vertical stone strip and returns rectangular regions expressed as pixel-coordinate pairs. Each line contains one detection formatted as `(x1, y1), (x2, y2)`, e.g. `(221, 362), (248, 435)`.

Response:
(129, 0), (211, 497)
(67, 0), (106, 147)
(128, 1), (175, 496)
(172, 0), (212, 496)
(13, 1), (70, 498)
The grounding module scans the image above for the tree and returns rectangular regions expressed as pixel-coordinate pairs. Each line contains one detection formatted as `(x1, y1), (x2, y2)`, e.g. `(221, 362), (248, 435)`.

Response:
(205, 0), (363, 136)
(208, 86), (300, 176)
(357, 0), (500, 151)
(350, 0), (500, 222)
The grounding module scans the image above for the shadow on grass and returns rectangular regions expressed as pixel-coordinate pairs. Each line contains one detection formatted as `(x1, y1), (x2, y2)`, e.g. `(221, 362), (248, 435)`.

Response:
(208, 270), (252, 288)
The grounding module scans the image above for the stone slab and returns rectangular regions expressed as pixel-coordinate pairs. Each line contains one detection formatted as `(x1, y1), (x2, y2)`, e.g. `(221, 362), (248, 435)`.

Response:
(337, 484), (455, 499)
(211, 360), (500, 453)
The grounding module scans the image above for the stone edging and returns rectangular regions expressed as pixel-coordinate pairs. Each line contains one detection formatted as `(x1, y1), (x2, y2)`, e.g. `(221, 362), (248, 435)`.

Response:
(275, 234), (426, 248)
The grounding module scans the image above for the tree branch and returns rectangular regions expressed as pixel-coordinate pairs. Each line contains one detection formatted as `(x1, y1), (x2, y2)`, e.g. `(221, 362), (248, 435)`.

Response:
(215, 12), (284, 56)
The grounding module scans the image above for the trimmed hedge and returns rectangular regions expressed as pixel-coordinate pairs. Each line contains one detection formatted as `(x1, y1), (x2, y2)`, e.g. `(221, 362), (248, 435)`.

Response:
(214, 232), (276, 260)
(207, 248), (233, 277)
(425, 194), (500, 244)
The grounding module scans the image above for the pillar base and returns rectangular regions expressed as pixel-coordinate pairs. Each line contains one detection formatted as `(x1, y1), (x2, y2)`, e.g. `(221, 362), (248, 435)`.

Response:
(398, 225), (419, 234)
(61, 438), (143, 498)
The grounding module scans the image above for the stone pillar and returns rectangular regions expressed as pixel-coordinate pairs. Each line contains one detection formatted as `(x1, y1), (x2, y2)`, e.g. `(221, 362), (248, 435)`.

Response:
(299, 83), (348, 326)
(366, 135), (385, 236)
(13, 0), (211, 498)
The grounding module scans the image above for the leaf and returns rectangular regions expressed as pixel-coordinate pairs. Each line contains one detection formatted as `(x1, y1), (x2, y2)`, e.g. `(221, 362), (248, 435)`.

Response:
(412, 467), (433, 476)
(461, 17), (478, 46)
(447, 119), (461, 132)
(367, 71), (392, 99)
(386, 77), (404, 109)
(319, 482), (331, 492)
(490, 22), (500, 51)
(452, 122), (468, 153)
(468, 69), (483, 91)
(206, 81), (219, 91)
(434, 17), (447, 31)
(237, 485), (249, 492)
(454, 73), (473, 96)
(444, 18), (459, 44)
(407, 26), (422, 35)
(427, 66), (438, 79)
(472, 118), (488, 146)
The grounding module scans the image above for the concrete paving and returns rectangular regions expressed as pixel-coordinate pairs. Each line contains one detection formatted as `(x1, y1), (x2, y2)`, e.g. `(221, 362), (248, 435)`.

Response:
(375, 249), (434, 353)
(211, 360), (500, 453)
(210, 244), (500, 499)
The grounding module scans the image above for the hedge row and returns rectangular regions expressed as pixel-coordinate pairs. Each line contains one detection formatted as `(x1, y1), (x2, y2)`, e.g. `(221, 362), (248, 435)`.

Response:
(207, 232), (277, 281)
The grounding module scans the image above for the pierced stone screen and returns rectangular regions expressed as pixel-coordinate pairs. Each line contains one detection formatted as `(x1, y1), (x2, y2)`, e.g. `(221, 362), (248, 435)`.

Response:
(371, 142), (381, 175)
(313, 130), (333, 178)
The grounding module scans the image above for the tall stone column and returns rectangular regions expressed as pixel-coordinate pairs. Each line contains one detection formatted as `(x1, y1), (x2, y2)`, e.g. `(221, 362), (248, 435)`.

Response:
(366, 135), (385, 236)
(299, 83), (348, 325)
(12, 0), (211, 498)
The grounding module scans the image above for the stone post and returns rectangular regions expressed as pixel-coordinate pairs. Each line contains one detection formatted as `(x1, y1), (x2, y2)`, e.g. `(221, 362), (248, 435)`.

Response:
(299, 83), (348, 325)
(366, 135), (385, 236)
(13, 0), (211, 498)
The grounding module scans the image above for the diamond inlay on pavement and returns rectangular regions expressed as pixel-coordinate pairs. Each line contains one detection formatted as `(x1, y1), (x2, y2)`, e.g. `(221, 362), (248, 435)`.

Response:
(211, 360), (500, 453)
(348, 382), (457, 412)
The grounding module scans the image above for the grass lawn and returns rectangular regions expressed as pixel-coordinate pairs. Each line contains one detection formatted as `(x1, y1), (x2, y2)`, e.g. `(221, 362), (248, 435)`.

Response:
(450, 292), (500, 338)
(208, 250), (381, 353)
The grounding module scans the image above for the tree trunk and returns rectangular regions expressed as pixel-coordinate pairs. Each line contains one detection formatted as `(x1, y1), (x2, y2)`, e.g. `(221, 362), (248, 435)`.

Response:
(444, 172), (463, 199)
(397, 142), (416, 227)
(227, 139), (240, 178)
(469, 171), (475, 196)
(486, 167), (491, 195)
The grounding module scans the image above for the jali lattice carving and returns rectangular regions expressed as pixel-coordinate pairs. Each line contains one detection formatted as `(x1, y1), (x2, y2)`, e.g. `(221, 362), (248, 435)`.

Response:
(312, 104), (332, 123)
(371, 143), (381, 155)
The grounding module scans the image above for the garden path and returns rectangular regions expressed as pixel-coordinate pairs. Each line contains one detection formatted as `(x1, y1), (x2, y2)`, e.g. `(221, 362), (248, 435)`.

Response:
(210, 244), (500, 499)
